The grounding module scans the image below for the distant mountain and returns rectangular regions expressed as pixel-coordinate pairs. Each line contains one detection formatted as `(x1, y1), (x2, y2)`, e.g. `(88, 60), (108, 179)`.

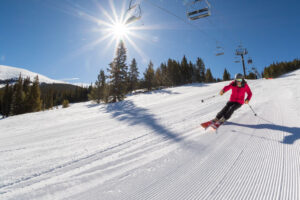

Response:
(0, 65), (65, 86)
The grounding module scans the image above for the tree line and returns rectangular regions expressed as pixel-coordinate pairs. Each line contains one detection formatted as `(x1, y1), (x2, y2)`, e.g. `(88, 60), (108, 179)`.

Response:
(88, 41), (235, 104)
(263, 59), (300, 78)
(0, 75), (42, 117)
(9, 41), (299, 117)
(0, 41), (269, 118)
(0, 75), (90, 117)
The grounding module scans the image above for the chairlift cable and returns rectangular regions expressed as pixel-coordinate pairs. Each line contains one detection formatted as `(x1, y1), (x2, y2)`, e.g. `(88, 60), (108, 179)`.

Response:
(143, 0), (222, 46)
(142, 0), (250, 61)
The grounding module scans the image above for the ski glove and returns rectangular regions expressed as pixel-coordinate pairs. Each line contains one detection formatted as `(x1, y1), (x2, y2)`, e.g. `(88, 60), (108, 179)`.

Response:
(219, 90), (224, 95)
(245, 99), (249, 104)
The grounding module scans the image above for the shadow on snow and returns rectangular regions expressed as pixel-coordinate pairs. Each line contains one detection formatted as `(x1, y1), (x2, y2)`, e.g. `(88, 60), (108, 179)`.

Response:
(105, 100), (183, 143)
(226, 121), (300, 145)
(103, 100), (208, 154)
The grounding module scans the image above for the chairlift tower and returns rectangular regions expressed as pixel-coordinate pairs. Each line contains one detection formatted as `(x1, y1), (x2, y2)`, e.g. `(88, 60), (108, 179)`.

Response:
(235, 45), (248, 78)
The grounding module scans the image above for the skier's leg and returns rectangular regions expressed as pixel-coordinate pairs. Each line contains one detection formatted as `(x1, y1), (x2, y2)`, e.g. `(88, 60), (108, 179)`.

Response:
(216, 101), (235, 120)
(224, 102), (242, 120)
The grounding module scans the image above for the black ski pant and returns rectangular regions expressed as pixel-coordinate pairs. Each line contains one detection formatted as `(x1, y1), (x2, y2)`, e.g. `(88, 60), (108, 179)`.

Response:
(216, 101), (242, 120)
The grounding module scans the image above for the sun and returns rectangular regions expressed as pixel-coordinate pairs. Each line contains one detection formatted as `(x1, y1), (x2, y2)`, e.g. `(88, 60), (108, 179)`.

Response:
(62, 0), (151, 61)
(111, 22), (130, 40)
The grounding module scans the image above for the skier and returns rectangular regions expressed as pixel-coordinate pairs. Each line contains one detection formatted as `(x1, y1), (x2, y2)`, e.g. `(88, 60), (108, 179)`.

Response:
(215, 73), (252, 123)
(202, 73), (252, 129)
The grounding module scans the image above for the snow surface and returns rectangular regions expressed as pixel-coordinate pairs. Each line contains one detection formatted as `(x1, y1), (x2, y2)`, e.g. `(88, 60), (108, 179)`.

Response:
(0, 65), (65, 85)
(1, 70), (300, 200)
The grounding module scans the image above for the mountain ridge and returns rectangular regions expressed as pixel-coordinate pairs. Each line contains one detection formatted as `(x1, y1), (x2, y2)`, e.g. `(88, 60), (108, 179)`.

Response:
(0, 65), (66, 86)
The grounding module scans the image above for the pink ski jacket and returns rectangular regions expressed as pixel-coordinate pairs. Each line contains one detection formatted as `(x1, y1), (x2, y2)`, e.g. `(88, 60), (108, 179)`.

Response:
(223, 80), (252, 104)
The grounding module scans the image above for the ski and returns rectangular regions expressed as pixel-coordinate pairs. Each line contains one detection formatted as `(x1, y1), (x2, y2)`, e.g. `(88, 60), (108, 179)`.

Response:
(201, 120), (213, 129)
(201, 120), (224, 131)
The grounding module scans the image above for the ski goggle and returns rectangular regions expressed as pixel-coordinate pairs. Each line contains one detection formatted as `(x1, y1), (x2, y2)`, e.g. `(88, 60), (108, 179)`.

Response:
(236, 79), (243, 82)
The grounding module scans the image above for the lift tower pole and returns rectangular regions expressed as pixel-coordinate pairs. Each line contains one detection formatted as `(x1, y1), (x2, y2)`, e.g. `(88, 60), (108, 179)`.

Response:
(241, 54), (246, 77)
(235, 45), (248, 78)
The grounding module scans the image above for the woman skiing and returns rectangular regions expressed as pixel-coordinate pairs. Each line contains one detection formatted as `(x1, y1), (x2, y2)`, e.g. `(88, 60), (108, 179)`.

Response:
(212, 73), (252, 127)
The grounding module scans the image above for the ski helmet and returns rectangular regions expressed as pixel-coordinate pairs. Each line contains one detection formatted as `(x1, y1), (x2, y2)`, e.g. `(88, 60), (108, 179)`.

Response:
(235, 73), (244, 80)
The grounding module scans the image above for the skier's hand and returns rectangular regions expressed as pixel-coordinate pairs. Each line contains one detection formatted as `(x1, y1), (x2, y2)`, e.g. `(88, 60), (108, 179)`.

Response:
(245, 99), (249, 104)
(219, 90), (224, 96)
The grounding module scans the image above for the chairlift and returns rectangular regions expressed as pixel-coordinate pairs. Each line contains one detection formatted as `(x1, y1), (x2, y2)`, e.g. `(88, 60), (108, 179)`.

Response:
(235, 44), (248, 56)
(215, 46), (224, 56)
(186, 0), (211, 20)
(234, 56), (240, 63)
(247, 58), (253, 64)
(125, 0), (142, 25)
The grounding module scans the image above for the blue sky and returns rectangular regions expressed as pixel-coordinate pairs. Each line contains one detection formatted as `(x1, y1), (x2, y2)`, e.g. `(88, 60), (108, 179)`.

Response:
(0, 0), (299, 84)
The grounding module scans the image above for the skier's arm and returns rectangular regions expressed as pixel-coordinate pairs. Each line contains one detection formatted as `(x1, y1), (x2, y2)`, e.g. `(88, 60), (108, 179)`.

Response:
(245, 84), (252, 102)
(220, 81), (234, 95)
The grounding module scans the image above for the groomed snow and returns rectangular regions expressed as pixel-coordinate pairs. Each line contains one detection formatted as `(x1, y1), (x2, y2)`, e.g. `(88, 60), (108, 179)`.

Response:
(0, 70), (300, 200)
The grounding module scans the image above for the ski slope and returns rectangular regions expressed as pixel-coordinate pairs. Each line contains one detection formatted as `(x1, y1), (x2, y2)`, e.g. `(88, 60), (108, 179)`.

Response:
(0, 70), (300, 200)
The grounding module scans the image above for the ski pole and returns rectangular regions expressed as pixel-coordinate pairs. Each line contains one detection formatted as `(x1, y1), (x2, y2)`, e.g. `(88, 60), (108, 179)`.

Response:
(248, 104), (257, 116)
(201, 95), (216, 103)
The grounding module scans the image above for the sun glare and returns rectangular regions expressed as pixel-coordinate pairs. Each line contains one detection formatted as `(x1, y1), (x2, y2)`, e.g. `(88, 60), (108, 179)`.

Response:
(65, 0), (151, 61)
(111, 22), (129, 39)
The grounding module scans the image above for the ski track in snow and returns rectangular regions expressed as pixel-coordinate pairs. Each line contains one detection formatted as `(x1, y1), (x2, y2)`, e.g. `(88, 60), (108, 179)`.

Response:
(1, 71), (300, 200)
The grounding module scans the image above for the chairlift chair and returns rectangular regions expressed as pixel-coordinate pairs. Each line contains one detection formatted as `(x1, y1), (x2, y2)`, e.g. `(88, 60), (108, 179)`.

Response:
(215, 46), (224, 56)
(186, 0), (211, 20)
(235, 44), (248, 56)
(247, 58), (253, 64)
(234, 56), (240, 63)
(125, 0), (142, 25)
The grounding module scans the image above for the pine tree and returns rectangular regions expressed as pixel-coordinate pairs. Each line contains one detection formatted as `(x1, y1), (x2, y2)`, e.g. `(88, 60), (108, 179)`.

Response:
(155, 68), (163, 88)
(2, 82), (13, 117)
(223, 68), (231, 81)
(0, 91), (2, 116)
(128, 58), (139, 92)
(181, 55), (189, 84)
(107, 41), (128, 102)
(196, 58), (206, 83)
(28, 76), (42, 112)
(23, 77), (31, 94)
(89, 70), (106, 103)
(188, 61), (195, 83)
(23, 77), (32, 113)
(102, 84), (110, 103)
(10, 75), (25, 115)
(167, 59), (181, 86)
(144, 61), (155, 91)
(45, 89), (54, 109)
(205, 68), (214, 83)
(160, 63), (171, 86)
